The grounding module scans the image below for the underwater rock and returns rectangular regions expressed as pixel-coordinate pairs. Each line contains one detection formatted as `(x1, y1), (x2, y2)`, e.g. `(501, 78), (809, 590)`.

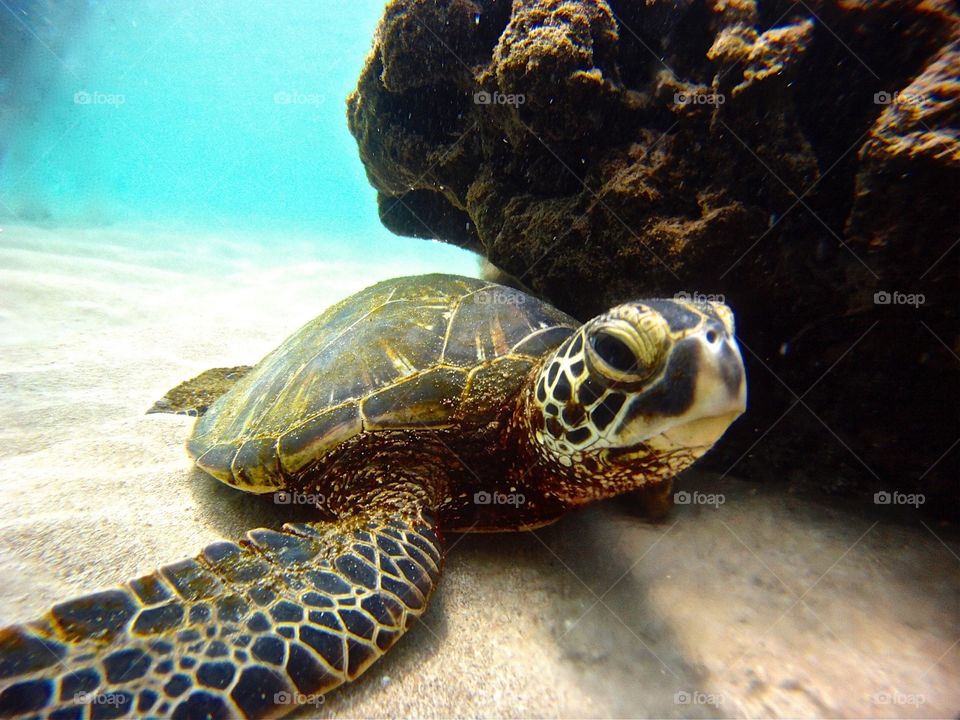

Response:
(348, 0), (960, 515)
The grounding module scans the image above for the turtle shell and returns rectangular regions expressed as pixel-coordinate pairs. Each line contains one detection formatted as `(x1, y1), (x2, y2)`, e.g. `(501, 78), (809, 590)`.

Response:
(188, 274), (577, 490)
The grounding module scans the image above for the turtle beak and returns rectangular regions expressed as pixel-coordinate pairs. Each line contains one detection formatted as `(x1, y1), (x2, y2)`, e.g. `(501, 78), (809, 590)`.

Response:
(646, 324), (746, 451)
(692, 323), (746, 420)
(647, 409), (743, 452)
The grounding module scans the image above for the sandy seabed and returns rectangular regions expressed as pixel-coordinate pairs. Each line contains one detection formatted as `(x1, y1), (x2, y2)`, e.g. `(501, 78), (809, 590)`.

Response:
(0, 225), (957, 719)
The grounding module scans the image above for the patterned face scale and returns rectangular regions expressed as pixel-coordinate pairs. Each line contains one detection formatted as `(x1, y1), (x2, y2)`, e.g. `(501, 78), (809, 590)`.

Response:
(530, 298), (739, 467)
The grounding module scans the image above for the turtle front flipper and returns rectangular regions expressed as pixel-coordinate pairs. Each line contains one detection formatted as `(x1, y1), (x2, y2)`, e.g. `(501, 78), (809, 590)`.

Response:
(0, 501), (442, 719)
(147, 366), (253, 416)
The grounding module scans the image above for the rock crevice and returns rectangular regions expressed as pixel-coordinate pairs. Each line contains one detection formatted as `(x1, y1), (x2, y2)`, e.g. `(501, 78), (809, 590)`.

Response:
(348, 0), (960, 513)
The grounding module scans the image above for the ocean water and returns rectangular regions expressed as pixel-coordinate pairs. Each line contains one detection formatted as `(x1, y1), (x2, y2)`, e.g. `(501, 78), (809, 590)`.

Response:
(0, 0), (478, 274)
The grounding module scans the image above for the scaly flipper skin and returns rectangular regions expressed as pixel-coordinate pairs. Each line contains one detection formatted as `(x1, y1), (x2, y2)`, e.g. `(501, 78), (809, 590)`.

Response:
(0, 494), (441, 720)
(147, 367), (253, 417)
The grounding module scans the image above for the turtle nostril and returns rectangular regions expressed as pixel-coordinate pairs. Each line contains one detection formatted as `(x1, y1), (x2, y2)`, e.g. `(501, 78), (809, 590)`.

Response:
(705, 330), (719, 344)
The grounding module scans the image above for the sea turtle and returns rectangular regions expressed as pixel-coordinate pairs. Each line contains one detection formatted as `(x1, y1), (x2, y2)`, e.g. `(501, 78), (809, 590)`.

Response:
(0, 274), (746, 719)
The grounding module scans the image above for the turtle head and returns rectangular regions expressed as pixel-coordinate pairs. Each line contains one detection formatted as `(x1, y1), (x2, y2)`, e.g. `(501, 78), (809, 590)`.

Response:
(528, 298), (746, 502)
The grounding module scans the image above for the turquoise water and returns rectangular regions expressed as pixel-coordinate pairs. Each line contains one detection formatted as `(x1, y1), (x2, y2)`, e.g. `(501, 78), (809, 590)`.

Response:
(0, 0), (477, 272)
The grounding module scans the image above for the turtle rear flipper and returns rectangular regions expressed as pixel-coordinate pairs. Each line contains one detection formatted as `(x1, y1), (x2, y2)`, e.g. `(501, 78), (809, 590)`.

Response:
(0, 499), (442, 719)
(148, 366), (253, 417)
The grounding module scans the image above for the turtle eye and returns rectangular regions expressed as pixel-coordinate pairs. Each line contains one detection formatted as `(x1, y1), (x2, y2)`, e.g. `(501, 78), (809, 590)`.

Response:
(590, 331), (637, 373)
